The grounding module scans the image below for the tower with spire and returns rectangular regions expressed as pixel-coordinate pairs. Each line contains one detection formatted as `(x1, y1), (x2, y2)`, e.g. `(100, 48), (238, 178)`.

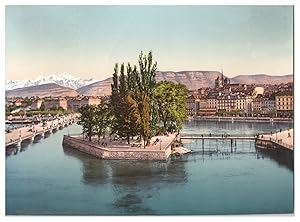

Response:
(215, 69), (230, 88)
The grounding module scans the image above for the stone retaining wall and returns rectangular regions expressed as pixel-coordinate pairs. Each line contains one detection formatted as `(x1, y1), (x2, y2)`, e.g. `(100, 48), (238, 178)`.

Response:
(255, 138), (292, 151)
(62, 135), (173, 161)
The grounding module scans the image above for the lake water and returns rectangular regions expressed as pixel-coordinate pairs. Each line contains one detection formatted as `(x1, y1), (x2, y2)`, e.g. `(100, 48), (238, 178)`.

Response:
(6, 120), (294, 215)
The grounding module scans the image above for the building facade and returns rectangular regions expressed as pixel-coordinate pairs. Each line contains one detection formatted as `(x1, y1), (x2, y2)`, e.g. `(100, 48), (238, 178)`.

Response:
(186, 95), (200, 116)
(67, 96), (101, 111)
(44, 98), (68, 110)
(275, 92), (293, 117)
(31, 99), (43, 110)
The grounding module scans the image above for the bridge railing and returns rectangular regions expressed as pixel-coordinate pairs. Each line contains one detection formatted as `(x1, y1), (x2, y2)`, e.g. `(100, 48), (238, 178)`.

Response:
(180, 133), (257, 138)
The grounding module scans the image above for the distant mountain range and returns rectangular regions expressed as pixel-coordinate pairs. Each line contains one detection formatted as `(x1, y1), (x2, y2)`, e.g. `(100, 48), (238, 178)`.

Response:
(5, 83), (79, 98)
(5, 73), (97, 91)
(230, 74), (293, 85)
(5, 71), (293, 97)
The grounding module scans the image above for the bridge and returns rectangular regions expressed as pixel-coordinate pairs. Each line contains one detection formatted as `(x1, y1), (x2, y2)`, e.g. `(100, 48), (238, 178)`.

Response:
(5, 114), (79, 148)
(180, 134), (256, 140)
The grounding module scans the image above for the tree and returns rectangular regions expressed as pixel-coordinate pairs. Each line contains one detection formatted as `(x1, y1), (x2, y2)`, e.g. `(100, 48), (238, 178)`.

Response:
(153, 81), (188, 133)
(139, 92), (151, 147)
(110, 51), (190, 147)
(123, 92), (142, 144)
(94, 103), (111, 144)
(137, 51), (158, 138)
(78, 105), (96, 142)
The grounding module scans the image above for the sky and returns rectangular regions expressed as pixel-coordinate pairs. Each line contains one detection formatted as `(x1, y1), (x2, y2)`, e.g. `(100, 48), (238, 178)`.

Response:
(5, 5), (293, 80)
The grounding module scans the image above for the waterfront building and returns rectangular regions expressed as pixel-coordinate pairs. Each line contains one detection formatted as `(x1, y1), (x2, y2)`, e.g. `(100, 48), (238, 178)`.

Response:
(186, 95), (200, 116)
(44, 97), (68, 110)
(84, 96), (101, 106)
(31, 99), (43, 110)
(67, 97), (82, 111)
(196, 95), (217, 116)
(67, 96), (101, 111)
(245, 96), (253, 117)
(235, 96), (246, 114)
(252, 95), (263, 116)
(217, 95), (236, 112)
(275, 91), (293, 117)
(261, 97), (276, 116)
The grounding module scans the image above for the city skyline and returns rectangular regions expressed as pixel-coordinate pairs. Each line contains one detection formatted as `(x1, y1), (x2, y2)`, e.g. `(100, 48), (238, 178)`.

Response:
(6, 5), (293, 80)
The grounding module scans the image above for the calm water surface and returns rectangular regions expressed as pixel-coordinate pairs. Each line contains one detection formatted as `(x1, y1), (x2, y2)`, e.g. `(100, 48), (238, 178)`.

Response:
(6, 120), (293, 215)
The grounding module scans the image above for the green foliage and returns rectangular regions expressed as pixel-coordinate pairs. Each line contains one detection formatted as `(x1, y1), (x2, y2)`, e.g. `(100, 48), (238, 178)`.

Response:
(123, 92), (142, 144)
(5, 105), (14, 114)
(94, 103), (111, 144)
(153, 81), (188, 133)
(78, 105), (97, 142)
(110, 51), (157, 146)
(109, 51), (187, 146)
(139, 92), (151, 147)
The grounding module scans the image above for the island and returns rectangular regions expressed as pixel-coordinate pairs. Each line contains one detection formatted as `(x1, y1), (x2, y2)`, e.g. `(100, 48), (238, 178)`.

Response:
(63, 51), (188, 160)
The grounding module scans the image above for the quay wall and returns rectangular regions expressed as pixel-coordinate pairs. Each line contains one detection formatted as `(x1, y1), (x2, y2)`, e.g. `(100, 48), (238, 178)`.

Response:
(255, 138), (293, 151)
(62, 135), (172, 161)
(191, 116), (293, 123)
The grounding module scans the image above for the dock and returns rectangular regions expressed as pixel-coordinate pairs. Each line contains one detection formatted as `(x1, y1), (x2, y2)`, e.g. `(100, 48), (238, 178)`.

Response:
(5, 114), (79, 148)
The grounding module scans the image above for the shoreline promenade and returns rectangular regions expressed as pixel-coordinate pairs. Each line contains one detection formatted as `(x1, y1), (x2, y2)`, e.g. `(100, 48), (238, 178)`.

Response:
(190, 116), (293, 123)
(255, 129), (293, 151)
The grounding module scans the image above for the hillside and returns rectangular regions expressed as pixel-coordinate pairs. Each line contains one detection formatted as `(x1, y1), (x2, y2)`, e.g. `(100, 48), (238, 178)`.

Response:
(76, 77), (113, 96)
(5, 72), (293, 97)
(77, 71), (224, 96)
(5, 83), (79, 98)
(231, 74), (293, 85)
(77, 71), (293, 96)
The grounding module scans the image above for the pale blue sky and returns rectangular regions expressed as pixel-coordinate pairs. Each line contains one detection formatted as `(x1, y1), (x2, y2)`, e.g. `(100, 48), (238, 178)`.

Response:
(6, 5), (293, 80)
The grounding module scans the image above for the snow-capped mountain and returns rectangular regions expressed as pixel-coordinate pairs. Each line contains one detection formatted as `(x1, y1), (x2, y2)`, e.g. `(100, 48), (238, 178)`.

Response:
(5, 73), (98, 90)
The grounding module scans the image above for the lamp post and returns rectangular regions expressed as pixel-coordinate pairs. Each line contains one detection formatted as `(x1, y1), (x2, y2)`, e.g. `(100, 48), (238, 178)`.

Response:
(160, 140), (162, 150)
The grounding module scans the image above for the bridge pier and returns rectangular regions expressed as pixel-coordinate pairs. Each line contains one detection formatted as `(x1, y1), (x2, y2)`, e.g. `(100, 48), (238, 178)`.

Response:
(17, 140), (22, 148)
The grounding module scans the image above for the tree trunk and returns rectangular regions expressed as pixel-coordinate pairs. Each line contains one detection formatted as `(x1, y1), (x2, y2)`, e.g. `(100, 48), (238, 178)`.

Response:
(146, 138), (150, 146)
(163, 119), (167, 132)
(127, 135), (130, 145)
(89, 135), (92, 142)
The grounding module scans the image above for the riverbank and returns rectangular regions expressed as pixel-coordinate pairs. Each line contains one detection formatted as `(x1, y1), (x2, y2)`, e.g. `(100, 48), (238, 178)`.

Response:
(189, 116), (293, 123)
(62, 133), (178, 161)
(255, 129), (293, 151)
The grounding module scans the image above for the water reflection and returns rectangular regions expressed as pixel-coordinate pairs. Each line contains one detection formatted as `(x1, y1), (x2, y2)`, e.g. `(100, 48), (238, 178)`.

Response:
(62, 145), (188, 215)
(256, 148), (294, 171)
(6, 146), (18, 156)
(63, 145), (109, 185)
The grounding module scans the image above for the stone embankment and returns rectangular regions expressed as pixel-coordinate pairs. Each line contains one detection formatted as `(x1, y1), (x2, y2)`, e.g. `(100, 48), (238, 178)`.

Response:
(255, 129), (293, 151)
(62, 133), (178, 161)
(191, 116), (292, 123)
